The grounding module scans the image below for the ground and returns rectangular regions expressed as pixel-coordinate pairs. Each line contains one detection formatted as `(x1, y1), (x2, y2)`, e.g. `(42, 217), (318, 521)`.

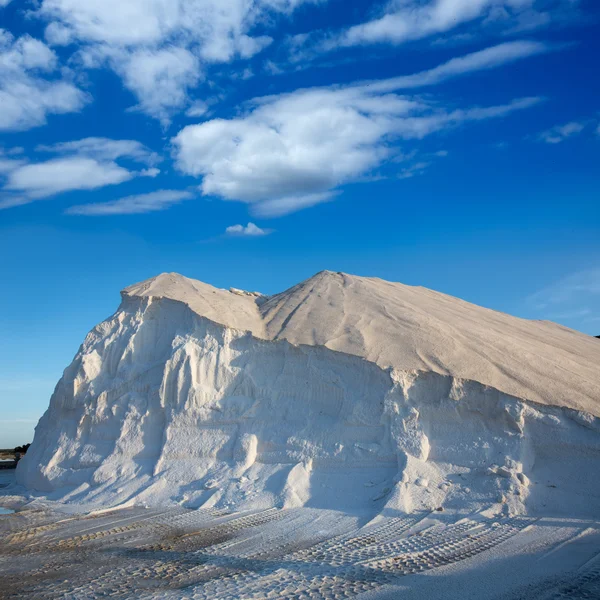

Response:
(1, 470), (599, 600)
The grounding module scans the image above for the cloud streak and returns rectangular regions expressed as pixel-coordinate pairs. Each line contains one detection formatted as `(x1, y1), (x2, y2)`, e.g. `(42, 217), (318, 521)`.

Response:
(66, 189), (195, 215)
(353, 41), (551, 92)
(37, 137), (161, 165)
(322, 0), (575, 50)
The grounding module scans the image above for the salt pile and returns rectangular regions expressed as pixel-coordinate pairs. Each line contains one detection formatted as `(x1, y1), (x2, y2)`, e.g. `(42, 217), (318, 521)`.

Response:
(17, 271), (600, 517)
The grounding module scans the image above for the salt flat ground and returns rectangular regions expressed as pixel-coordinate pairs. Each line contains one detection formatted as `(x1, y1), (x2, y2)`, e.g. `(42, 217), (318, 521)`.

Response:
(1, 479), (599, 600)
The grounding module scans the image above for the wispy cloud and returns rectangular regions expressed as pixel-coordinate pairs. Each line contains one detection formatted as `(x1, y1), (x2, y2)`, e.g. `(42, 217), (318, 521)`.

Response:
(527, 268), (600, 329)
(0, 148), (27, 174)
(545, 308), (592, 320)
(351, 41), (551, 92)
(537, 120), (588, 144)
(320, 0), (577, 51)
(66, 189), (195, 215)
(528, 269), (600, 309)
(37, 137), (161, 166)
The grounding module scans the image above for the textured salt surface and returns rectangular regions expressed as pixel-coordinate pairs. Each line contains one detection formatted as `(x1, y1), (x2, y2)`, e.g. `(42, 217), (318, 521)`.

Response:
(0, 501), (598, 600)
(15, 271), (600, 518)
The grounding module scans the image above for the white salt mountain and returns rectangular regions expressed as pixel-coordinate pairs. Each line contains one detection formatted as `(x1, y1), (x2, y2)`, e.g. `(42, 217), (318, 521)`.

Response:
(18, 272), (600, 517)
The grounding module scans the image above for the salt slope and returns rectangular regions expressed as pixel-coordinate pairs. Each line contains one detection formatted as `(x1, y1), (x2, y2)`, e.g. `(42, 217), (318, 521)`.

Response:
(17, 274), (600, 517)
(126, 271), (600, 415)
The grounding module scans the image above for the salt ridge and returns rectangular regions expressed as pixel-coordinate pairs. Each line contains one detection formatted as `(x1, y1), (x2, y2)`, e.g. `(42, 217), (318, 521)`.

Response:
(125, 270), (600, 414)
(16, 271), (600, 517)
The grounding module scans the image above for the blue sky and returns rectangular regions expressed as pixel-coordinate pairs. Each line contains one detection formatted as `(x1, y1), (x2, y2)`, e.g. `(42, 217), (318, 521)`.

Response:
(0, 0), (599, 447)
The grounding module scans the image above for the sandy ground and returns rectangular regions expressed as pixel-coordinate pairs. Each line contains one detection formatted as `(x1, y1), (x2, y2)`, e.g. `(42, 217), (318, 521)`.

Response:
(1, 471), (599, 600)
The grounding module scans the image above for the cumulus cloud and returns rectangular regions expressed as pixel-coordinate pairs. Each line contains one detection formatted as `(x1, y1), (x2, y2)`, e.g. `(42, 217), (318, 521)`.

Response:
(225, 222), (271, 236)
(34, 0), (316, 123)
(66, 189), (194, 215)
(537, 121), (586, 143)
(0, 29), (89, 131)
(0, 137), (161, 207)
(116, 47), (203, 125)
(174, 92), (539, 216)
(172, 45), (542, 216)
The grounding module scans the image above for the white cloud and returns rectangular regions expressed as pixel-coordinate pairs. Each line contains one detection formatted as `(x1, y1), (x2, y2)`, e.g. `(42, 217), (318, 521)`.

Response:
(35, 0), (316, 122)
(0, 137), (161, 207)
(225, 222), (271, 236)
(0, 196), (31, 210)
(71, 45), (203, 124)
(0, 158), (23, 174)
(37, 137), (161, 165)
(186, 100), (210, 118)
(44, 22), (74, 46)
(173, 45), (542, 216)
(66, 189), (194, 215)
(538, 121), (586, 143)
(0, 29), (89, 131)
(174, 92), (539, 216)
(0, 148), (27, 174)
(323, 0), (570, 50)
(36, 0), (300, 51)
(354, 41), (550, 92)
(338, 0), (504, 47)
(117, 47), (203, 125)
(5, 157), (135, 199)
